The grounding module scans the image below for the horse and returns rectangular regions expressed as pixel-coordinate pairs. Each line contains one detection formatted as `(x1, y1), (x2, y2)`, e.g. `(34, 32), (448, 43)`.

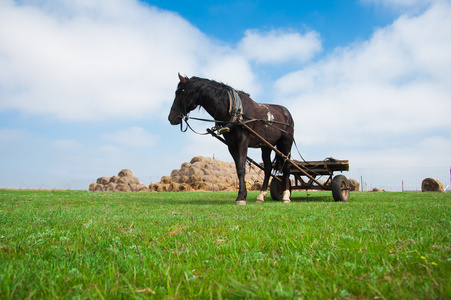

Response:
(168, 73), (294, 205)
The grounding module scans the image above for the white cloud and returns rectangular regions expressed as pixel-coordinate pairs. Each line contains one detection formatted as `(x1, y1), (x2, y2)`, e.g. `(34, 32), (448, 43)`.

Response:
(276, 1), (451, 150)
(53, 139), (83, 149)
(238, 29), (322, 64)
(0, 0), (260, 122)
(102, 126), (158, 147)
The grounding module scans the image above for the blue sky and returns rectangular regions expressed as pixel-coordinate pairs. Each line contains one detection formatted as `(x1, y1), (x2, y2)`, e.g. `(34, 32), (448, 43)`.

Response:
(0, 0), (450, 190)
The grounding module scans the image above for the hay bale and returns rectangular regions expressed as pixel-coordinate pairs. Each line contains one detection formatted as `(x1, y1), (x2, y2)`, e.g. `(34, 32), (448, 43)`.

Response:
(251, 182), (262, 191)
(348, 178), (360, 191)
(116, 184), (131, 192)
(94, 184), (104, 192)
(106, 182), (117, 192)
(127, 176), (140, 184)
(157, 184), (169, 192)
(190, 156), (205, 164)
(169, 182), (180, 192)
(161, 176), (172, 184)
(178, 183), (190, 192)
(128, 183), (138, 192)
(149, 183), (159, 192)
(118, 169), (133, 177)
(96, 177), (111, 185)
(88, 183), (97, 192)
(171, 169), (180, 177)
(109, 176), (120, 183)
(422, 178), (444, 192)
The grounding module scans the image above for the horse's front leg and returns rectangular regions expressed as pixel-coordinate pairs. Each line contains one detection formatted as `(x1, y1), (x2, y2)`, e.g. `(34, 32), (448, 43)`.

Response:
(256, 147), (272, 203)
(228, 140), (249, 205)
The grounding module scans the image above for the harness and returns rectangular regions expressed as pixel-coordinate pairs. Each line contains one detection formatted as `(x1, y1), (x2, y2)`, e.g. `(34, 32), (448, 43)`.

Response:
(228, 89), (243, 124)
(178, 88), (293, 135)
(217, 89), (243, 134)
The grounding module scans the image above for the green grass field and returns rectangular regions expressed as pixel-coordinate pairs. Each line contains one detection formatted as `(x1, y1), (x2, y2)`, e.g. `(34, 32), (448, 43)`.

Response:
(0, 189), (450, 299)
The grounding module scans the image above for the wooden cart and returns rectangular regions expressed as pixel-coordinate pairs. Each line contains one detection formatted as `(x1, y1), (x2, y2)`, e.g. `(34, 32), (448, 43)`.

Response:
(207, 127), (351, 202)
(270, 159), (350, 202)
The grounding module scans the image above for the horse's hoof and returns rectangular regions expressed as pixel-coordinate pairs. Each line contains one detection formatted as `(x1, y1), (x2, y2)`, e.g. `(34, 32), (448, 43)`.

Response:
(235, 200), (247, 206)
(256, 191), (267, 203)
(282, 190), (291, 203)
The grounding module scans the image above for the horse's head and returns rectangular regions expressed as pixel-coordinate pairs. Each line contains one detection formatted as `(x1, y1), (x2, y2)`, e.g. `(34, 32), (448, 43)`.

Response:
(168, 73), (198, 125)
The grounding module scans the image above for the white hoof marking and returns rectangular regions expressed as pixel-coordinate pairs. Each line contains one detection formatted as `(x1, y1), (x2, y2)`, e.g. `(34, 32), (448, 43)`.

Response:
(256, 191), (267, 203)
(282, 190), (291, 203)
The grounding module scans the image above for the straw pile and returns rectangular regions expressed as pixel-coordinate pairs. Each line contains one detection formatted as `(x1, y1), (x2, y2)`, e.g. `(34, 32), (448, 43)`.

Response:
(149, 156), (264, 192)
(89, 169), (149, 192)
(348, 178), (360, 191)
(421, 178), (444, 192)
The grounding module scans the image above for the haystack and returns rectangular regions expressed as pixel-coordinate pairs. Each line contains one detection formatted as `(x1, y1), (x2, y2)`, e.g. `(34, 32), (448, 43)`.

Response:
(89, 169), (149, 193)
(149, 156), (264, 192)
(348, 178), (360, 192)
(421, 178), (444, 192)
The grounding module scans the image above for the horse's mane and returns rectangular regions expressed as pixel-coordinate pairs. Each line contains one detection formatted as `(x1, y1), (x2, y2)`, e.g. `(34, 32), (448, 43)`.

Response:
(182, 77), (249, 104)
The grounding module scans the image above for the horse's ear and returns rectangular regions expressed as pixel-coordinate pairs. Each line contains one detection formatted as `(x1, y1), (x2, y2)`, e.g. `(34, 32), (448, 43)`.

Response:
(178, 72), (187, 83)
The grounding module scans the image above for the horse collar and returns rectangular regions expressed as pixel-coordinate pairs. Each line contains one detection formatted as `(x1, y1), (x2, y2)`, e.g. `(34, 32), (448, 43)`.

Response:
(227, 89), (243, 121)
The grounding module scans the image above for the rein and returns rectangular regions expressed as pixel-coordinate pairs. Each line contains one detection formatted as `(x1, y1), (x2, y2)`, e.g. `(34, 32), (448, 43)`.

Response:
(179, 113), (294, 136)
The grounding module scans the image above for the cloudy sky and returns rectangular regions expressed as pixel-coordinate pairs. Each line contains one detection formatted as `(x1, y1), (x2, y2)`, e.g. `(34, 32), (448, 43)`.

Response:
(1, 0), (450, 189)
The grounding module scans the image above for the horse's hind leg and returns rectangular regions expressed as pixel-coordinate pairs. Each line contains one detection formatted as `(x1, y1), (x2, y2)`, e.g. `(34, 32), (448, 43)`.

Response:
(256, 147), (272, 203)
(277, 137), (293, 203)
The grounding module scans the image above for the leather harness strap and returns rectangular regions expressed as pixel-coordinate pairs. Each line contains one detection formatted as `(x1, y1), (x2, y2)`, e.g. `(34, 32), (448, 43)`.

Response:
(227, 89), (243, 122)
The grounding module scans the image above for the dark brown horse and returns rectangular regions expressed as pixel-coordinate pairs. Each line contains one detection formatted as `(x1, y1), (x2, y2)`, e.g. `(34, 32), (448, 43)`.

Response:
(168, 73), (294, 205)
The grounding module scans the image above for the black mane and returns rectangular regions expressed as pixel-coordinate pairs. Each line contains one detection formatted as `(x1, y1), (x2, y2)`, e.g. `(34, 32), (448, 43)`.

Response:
(179, 77), (248, 108)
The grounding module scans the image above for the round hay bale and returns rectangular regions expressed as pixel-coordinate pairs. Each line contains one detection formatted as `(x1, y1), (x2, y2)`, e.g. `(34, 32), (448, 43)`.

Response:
(169, 182), (180, 192)
(348, 178), (360, 191)
(116, 177), (128, 184)
(106, 182), (117, 192)
(251, 182), (262, 191)
(189, 174), (202, 184)
(127, 176), (140, 184)
(179, 176), (189, 183)
(133, 183), (147, 192)
(88, 183), (97, 192)
(118, 169), (133, 177)
(149, 183), (159, 192)
(109, 176), (120, 183)
(137, 185), (150, 192)
(171, 169), (180, 177)
(200, 175), (213, 183)
(187, 166), (203, 176)
(422, 178), (444, 192)
(116, 184), (131, 192)
(94, 184), (104, 192)
(129, 183), (138, 192)
(190, 156), (204, 164)
(181, 162), (191, 169)
(192, 161), (207, 170)
(157, 184), (169, 192)
(178, 183), (190, 191)
(160, 176), (171, 184)
(96, 177), (111, 185)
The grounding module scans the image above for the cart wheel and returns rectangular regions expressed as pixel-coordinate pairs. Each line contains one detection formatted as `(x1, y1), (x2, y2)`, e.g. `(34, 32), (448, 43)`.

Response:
(270, 176), (284, 201)
(331, 175), (350, 202)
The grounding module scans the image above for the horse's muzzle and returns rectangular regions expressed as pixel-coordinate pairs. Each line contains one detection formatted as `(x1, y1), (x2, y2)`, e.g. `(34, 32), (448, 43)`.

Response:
(168, 113), (182, 125)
